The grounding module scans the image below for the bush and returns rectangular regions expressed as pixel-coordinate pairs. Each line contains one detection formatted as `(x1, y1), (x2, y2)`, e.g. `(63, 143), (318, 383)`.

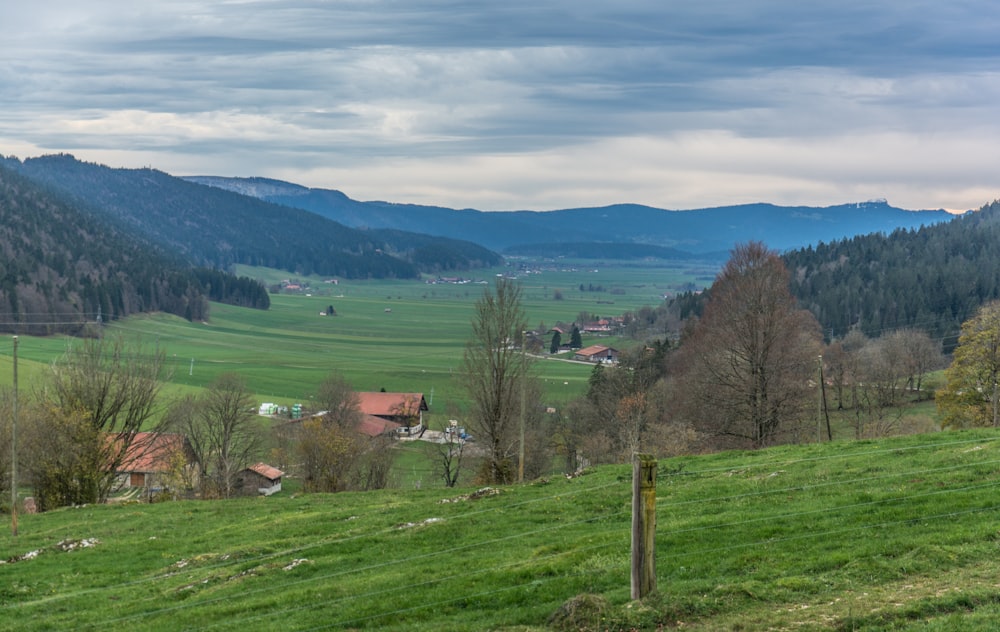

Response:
(548, 593), (610, 631)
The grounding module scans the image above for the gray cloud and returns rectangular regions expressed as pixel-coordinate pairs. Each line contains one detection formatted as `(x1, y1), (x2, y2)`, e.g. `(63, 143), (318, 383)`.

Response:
(1, 1), (998, 211)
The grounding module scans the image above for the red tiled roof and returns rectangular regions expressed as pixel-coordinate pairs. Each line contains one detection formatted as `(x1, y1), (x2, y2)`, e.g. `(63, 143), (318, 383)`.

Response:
(116, 432), (189, 473)
(356, 392), (427, 416)
(356, 414), (403, 437)
(247, 462), (284, 480)
(576, 344), (611, 356)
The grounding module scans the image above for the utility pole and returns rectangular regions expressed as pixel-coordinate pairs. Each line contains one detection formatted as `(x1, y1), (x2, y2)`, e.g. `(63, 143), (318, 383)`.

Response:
(817, 355), (823, 442)
(11, 336), (18, 537)
(518, 331), (526, 483)
(820, 356), (832, 441)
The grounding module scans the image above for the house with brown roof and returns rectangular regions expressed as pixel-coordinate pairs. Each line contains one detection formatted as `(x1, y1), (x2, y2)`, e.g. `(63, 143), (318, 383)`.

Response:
(238, 462), (284, 496)
(357, 392), (428, 434)
(574, 344), (620, 364)
(583, 319), (613, 334)
(114, 432), (196, 491)
(356, 414), (403, 437)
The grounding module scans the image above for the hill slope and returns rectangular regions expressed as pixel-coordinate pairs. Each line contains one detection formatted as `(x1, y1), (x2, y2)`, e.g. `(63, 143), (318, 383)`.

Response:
(186, 175), (957, 254)
(3, 155), (501, 279)
(0, 163), (223, 334)
(3, 429), (1000, 630)
(785, 199), (1000, 348)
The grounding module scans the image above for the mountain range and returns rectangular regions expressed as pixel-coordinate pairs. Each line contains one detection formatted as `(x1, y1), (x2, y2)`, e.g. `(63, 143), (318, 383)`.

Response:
(2, 151), (989, 342)
(1, 155), (502, 279)
(184, 175), (956, 255)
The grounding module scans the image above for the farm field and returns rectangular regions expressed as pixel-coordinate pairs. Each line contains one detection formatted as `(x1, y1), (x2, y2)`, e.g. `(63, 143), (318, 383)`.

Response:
(0, 259), (712, 429)
(3, 428), (1000, 630)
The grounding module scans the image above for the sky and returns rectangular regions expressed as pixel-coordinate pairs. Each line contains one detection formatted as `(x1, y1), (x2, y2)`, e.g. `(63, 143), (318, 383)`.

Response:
(2, 1), (999, 213)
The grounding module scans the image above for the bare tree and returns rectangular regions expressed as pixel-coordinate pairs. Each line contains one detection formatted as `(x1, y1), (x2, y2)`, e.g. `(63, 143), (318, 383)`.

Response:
(437, 427), (467, 488)
(297, 415), (363, 492)
(885, 328), (943, 398)
(295, 371), (396, 492)
(34, 335), (166, 504)
(199, 373), (261, 498)
(671, 242), (822, 449)
(166, 398), (204, 495)
(461, 278), (533, 484)
(316, 372), (363, 427)
(852, 338), (908, 438)
(824, 329), (864, 411)
(354, 432), (396, 490)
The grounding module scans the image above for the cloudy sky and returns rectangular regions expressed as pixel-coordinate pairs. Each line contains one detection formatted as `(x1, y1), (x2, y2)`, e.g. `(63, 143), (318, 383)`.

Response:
(2, 1), (998, 212)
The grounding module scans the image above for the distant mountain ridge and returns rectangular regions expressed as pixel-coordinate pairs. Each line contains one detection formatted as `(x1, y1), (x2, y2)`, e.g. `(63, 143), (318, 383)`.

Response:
(2, 155), (502, 280)
(185, 176), (957, 254)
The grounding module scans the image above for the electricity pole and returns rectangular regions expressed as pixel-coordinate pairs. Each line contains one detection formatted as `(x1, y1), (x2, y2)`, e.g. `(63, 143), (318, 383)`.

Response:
(518, 331), (526, 483)
(11, 336), (18, 537)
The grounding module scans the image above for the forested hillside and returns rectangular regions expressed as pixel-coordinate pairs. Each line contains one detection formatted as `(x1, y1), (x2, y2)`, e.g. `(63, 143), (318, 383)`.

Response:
(3, 155), (501, 279)
(785, 200), (1000, 348)
(0, 163), (268, 334)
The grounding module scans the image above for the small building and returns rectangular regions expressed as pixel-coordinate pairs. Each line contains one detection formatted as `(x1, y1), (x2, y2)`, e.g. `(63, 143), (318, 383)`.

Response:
(114, 432), (195, 491)
(574, 344), (620, 364)
(239, 462), (284, 496)
(583, 319), (613, 334)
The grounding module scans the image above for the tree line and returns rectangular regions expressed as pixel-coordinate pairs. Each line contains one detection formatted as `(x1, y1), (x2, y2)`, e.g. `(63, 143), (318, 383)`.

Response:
(784, 200), (1000, 350)
(0, 336), (402, 511)
(663, 201), (1000, 354)
(459, 244), (961, 486)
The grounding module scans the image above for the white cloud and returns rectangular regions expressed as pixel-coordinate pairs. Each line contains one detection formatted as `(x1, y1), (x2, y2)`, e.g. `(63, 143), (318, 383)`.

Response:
(2, 1), (999, 212)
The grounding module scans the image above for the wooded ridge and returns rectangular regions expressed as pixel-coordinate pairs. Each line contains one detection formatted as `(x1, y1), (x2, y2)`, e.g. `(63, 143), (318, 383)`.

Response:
(785, 199), (1000, 349)
(0, 163), (270, 334)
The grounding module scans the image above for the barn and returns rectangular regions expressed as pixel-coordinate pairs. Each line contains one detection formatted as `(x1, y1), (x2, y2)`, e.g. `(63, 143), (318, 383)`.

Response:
(239, 462), (285, 496)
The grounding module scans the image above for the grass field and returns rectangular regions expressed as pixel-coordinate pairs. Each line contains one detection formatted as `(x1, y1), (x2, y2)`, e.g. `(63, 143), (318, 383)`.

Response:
(3, 428), (1000, 630)
(0, 260), (713, 430)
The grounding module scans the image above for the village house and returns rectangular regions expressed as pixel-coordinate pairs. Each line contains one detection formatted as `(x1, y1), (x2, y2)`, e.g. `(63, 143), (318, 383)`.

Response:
(113, 432), (196, 492)
(574, 344), (620, 364)
(279, 391), (426, 439)
(582, 319), (613, 334)
(357, 392), (429, 434)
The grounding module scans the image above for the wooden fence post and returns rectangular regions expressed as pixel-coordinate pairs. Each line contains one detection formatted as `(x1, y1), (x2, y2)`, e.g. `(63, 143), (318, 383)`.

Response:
(631, 453), (657, 599)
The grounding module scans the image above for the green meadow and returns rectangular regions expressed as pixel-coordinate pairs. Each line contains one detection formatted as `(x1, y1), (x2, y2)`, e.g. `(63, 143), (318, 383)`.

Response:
(3, 429), (1000, 630)
(4, 262), (999, 630)
(0, 260), (712, 428)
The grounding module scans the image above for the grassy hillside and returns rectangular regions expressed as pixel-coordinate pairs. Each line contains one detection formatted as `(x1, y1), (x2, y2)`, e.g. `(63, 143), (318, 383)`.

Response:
(3, 429), (1000, 630)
